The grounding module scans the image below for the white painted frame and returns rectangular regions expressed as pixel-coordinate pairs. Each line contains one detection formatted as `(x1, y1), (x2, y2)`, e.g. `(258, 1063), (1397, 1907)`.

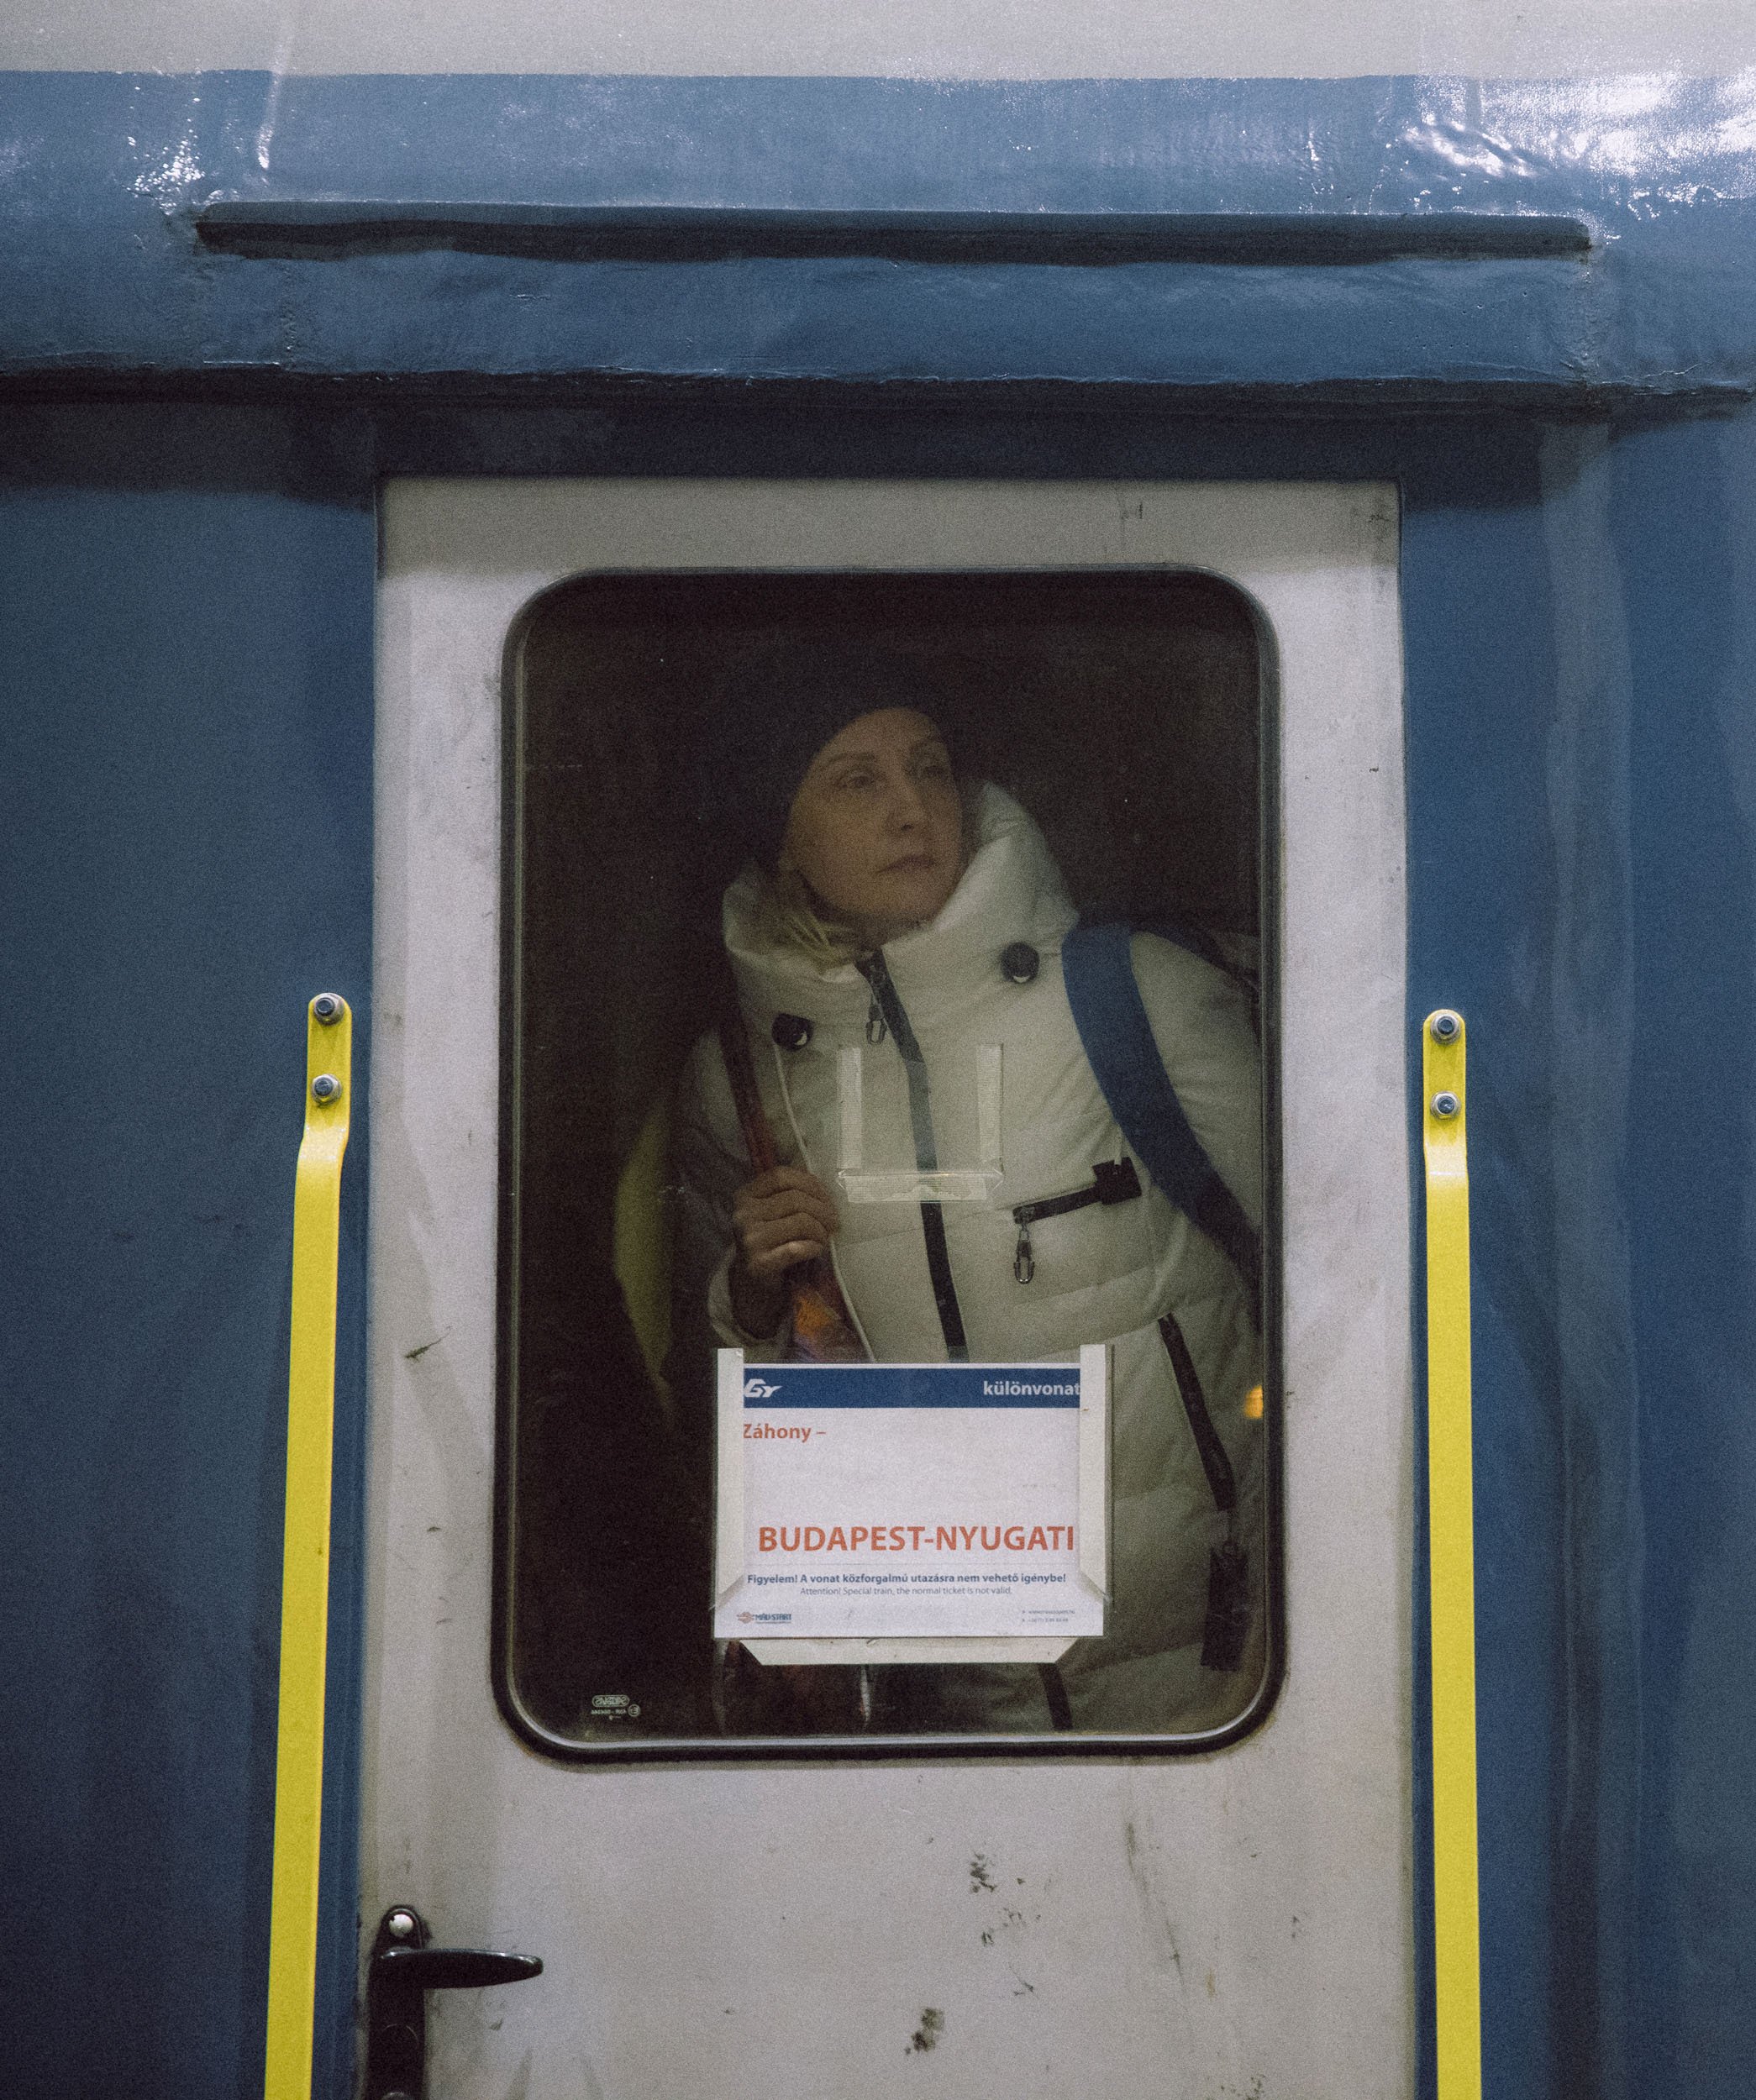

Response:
(365, 479), (1411, 2100)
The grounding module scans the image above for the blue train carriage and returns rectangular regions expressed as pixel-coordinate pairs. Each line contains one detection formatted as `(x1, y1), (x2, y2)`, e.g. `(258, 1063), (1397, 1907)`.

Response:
(4, 5), (1755, 2096)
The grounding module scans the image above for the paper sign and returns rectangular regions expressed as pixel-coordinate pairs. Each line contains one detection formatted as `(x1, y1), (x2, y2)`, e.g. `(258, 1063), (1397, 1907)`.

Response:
(714, 1351), (1107, 1647)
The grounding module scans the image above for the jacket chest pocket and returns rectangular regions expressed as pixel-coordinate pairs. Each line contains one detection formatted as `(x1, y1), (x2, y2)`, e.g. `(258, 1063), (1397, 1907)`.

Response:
(1001, 1162), (1157, 1303)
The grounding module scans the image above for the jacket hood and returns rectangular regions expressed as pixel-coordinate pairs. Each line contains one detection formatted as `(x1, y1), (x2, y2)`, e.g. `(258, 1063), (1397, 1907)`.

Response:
(721, 784), (1079, 1026)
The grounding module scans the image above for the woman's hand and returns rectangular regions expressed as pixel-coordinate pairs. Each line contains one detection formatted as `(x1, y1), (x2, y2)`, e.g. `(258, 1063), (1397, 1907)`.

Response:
(728, 1166), (840, 1336)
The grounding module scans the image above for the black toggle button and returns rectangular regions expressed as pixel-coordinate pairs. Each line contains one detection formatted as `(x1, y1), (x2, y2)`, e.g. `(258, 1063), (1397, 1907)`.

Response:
(1001, 942), (1040, 984)
(771, 1012), (813, 1050)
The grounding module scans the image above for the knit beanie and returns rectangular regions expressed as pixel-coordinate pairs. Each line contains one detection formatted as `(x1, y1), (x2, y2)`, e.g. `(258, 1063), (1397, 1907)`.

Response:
(697, 639), (952, 872)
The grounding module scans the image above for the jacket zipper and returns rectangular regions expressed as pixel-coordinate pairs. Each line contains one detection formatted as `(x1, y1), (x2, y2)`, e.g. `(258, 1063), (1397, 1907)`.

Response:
(854, 948), (969, 1362)
(1157, 1310), (1236, 1517)
(1159, 1308), (1251, 1672)
(1010, 1157), (1144, 1284)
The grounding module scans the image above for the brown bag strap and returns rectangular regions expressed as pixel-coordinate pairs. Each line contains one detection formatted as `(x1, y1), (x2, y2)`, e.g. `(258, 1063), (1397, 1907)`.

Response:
(716, 1007), (779, 1174)
(715, 1004), (865, 1363)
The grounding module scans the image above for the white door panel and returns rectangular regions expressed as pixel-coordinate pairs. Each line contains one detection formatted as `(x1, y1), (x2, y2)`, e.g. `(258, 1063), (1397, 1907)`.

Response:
(365, 479), (1410, 2097)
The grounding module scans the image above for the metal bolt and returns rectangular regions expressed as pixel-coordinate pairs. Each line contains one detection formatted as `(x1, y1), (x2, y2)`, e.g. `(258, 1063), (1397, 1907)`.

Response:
(312, 993), (342, 1025)
(1432, 1091), (1459, 1119)
(386, 1909), (418, 1940)
(312, 1074), (342, 1104)
(1430, 1011), (1461, 1043)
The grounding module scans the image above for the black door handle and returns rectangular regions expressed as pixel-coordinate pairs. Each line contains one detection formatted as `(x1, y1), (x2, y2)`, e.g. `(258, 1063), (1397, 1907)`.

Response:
(365, 1905), (542, 2100)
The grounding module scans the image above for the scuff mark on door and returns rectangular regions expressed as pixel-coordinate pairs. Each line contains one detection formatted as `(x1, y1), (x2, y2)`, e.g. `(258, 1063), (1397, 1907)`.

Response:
(908, 2008), (945, 2054)
(1122, 1819), (1186, 1981)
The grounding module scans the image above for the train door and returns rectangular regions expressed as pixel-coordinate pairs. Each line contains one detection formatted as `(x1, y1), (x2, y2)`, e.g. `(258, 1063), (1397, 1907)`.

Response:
(363, 477), (1410, 2097)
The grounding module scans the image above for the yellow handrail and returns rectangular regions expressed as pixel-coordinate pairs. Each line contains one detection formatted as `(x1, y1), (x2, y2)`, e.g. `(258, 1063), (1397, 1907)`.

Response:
(264, 995), (354, 2100)
(1422, 1009), (1480, 2100)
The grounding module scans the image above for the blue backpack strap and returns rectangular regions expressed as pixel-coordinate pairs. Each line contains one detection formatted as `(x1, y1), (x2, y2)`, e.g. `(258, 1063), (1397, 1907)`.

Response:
(1061, 919), (1262, 1328)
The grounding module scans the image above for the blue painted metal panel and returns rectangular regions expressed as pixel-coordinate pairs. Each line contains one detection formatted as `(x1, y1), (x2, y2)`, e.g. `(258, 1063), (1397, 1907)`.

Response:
(1403, 433), (1622, 2100)
(0, 431), (374, 2098)
(1614, 416), (1756, 2097)
(3, 72), (1756, 392)
(1400, 413), (1756, 2100)
(1403, 451), (1554, 2100)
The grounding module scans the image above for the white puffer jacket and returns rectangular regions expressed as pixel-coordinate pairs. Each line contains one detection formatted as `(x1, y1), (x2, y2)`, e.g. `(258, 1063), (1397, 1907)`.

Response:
(676, 785), (1264, 1731)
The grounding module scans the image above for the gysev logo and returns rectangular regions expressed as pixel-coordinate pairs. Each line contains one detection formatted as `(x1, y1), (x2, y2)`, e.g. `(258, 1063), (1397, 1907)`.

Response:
(743, 1377), (781, 1399)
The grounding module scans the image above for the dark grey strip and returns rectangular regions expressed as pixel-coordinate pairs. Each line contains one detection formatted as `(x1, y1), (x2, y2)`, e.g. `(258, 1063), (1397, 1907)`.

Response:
(917, 1205), (970, 1362)
(192, 202), (1594, 268)
(860, 953), (939, 1168)
(1158, 1311), (1237, 1515)
(857, 952), (969, 1362)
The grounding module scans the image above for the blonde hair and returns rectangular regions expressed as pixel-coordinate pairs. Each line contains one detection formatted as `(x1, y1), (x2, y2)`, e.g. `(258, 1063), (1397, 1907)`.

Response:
(745, 778), (986, 968)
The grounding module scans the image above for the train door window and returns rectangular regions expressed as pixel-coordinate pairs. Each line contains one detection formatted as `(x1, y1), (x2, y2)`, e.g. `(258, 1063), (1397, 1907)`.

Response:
(497, 570), (1275, 1752)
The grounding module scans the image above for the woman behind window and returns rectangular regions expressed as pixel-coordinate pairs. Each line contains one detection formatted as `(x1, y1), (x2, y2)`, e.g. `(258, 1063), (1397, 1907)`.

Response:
(674, 641), (1264, 1733)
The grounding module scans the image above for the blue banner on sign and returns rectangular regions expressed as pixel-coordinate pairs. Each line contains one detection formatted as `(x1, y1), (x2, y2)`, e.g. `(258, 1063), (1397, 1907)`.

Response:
(741, 1364), (1081, 1409)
